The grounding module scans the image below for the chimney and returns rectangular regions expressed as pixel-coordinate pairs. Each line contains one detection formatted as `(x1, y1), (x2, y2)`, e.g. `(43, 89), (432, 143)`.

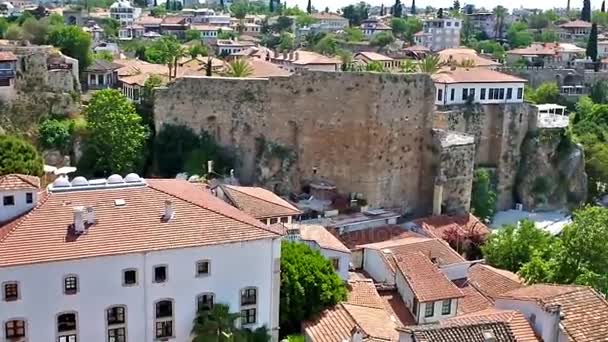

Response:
(283, 51), (288, 60)
(73, 206), (85, 234)
(207, 160), (214, 175)
(289, 51), (294, 60)
(163, 200), (174, 221)
(273, 49), (278, 58)
(295, 51), (299, 60)
(85, 206), (95, 225)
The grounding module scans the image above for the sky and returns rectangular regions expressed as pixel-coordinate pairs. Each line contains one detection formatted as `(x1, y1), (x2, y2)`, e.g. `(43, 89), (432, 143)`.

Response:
(282, 0), (599, 12)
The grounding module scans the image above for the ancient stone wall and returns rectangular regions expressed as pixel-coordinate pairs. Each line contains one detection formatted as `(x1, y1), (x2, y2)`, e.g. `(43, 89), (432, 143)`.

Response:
(154, 72), (439, 213)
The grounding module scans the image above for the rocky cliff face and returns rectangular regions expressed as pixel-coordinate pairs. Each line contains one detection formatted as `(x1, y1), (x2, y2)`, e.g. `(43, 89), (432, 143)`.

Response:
(516, 129), (587, 210)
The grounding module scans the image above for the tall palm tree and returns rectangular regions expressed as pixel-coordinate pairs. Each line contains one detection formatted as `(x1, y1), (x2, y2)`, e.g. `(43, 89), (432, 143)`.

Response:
(337, 50), (353, 71)
(417, 55), (443, 74)
(493, 6), (507, 39)
(226, 59), (254, 77)
(191, 304), (240, 341)
(400, 59), (417, 73)
(171, 45), (187, 79)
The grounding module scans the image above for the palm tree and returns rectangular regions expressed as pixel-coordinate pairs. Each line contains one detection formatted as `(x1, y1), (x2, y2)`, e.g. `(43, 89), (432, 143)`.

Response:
(337, 49), (353, 71)
(171, 45), (187, 79)
(417, 55), (443, 74)
(458, 58), (476, 68)
(366, 61), (385, 72)
(191, 304), (240, 341)
(493, 6), (507, 39)
(400, 59), (417, 73)
(226, 59), (254, 77)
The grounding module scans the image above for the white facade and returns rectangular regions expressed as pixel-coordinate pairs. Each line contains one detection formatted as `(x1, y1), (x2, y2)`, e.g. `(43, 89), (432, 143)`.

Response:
(599, 40), (608, 58)
(434, 82), (525, 106)
(0, 238), (281, 341)
(303, 242), (350, 280)
(110, 0), (142, 26)
(495, 298), (562, 342)
(0, 188), (36, 223)
(415, 18), (462, 52)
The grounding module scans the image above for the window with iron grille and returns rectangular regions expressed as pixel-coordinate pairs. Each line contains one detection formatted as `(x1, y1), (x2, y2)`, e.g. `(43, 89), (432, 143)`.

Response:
(5, 320), (25, 338)
(108, 327), (125, 342)
(241, 288), (257, 306)
(196, 261), (210, 276)
(4, 283), (18, 301)
(197, 293), (214, 312)
(64, 276), (78, 295)
(155, 321), (172, 339)
(241, 308), (256, 325)
(107, 307), (125, 325)
(424, 302), (434, 317)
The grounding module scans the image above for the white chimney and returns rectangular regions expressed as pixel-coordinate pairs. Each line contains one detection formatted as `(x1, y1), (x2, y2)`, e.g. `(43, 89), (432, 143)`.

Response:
(73, 206), (85, 234)
(207, 160), (214, 175)
(295, 51), (299, 60)
(85, 206), (95, 225)
(163, 200), (174, 221)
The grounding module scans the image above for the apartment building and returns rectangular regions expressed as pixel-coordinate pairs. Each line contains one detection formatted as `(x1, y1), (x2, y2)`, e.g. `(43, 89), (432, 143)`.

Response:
(414, 18), (462, 52)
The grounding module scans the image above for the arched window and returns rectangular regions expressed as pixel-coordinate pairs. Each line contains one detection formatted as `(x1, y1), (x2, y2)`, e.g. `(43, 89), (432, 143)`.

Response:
(196, 293), (214, 312)
(107, 305), (127, 342)
(5, 319), (25, 339)
(57, 312), (77, 342)
(154, 300), (173, 339)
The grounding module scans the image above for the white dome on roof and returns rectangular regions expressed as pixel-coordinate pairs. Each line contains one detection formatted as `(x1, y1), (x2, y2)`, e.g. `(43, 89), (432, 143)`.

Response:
(71, 176), (89, 187)
(110, 0), (132, 8)
(124, 173), (141, 183)
(53, 176), (71, 188)
(107, 174), (124, 184)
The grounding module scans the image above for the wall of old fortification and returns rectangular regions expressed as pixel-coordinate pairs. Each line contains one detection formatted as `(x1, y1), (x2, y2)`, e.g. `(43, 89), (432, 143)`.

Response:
(154, 71), (438, 213)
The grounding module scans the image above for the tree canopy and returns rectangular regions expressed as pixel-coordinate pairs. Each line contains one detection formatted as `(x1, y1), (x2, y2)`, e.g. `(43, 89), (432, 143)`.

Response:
(280, 242), (346, 334)
(47, 25), (93, 70)
(369, 31), (395, 47)
(525, 82), (561, 104)
(0, 135), (43, 176)
(341, 2), (370, 26)
(470, 169), (496, 222)
(506, 22), (533, 48)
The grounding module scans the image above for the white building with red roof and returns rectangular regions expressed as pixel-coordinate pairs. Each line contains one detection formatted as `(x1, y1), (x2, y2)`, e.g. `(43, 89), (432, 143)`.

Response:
(432, 68), (527, 106)
(559, 20), (592, 42)
(0, 174), (282, 342)
(0, 174), (40, 223)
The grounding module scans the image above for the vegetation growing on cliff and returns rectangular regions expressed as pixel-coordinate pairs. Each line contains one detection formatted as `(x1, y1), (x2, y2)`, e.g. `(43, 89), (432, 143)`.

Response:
(470, 169), (496, 222)
(0, 135), (44, 176)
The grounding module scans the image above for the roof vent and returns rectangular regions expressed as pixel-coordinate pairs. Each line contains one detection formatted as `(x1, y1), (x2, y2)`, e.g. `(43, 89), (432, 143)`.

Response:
(163, 200), (174, 221)
(73, 206), (86, 234)
(114, 199), (126, 207)
(482, 330), (497, 342)
(85, 206), (96, 225)
(53, 176), (71, 188)
(107, 174), (124, 184)
(71, 176), (89, 187)
(124, 173), (141, 183)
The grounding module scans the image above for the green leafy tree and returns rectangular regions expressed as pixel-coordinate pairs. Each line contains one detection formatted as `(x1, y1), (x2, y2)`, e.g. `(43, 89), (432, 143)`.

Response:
(471, 40), (505, 60)
(587, 22), (598, 62)
(151, 6), (167, 17)
(366, 61), (385, 72)
(21, 17), (49, 45)
(280, 242), (346, 334)
(582, 0), (591, 21)
(0, 135), (43, 176)
(93, 50), (114, 62)
(269, 0), (274, 12)
(231, 0), (249, 19)
(47, 25), (93, 70)
(191, 303), (241, 342)
(410, 0), (416, 14)
(507, 22), (532, 48)
(493, 5), (507, 38)
(391, 17), (408, 36)
(482, 220), (554, 273)
(295, 14), (316, 27)
(313, 34), (338, 55)
(537, 30), (558, 43)
(400, 59), (417, 73)
(453, 0), (460, 11)
(225, 59), (253, 77)
(146, 35), (182, 79)
(4, 24), (23, 40)
(278, 31), (294, 51)
(392, 0), (402, 17)
(525, 82), (560, 104)
(81, 89), (149, 176)
(369, 31), (395, 47)
(590, 80), (608, 103)
(271, 16), (294, 33)
(343, 27), (364, 42)
(306, 0), (311, 14)
(341, 2), (369, 26)
(0, 17), (9, 37)
(470, 169), (496, 221)
(154, 124), (202, 177)
(101, 18), (120, 38)
(186, 29), (202, 42)
(337, 49), (353, 71)
(38, 119), (74, 153)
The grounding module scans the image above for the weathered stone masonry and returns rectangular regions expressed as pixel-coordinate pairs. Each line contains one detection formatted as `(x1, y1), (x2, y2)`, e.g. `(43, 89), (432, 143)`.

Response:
(154, 72), (447, 214)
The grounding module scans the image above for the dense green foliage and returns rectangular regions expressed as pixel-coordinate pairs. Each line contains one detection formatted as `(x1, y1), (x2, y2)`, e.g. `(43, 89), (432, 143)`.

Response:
(341, 2), (370, 26)
(391, 17), (422, 43)
(470, 169), (496, 221)
(38, 118), (73, 153)
(313, 34), (338, 55)
(525, 82), (561, 104)
(80, 89), (149, 176)
(587, 23), (598, 62)
(191, 303), (270, 342)
(0, 135), (44, 176)
(469, 40), (505, 60)
(280, 242), (347, 334)
(507, 22), (533, 48)
(369, 31), (395, 47)
(48, 25), (93, 70)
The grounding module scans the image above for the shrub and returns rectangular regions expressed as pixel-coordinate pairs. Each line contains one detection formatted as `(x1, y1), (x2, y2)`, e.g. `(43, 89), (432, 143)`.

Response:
(38, 118), (73, 152)
(0, 135), (44, 176)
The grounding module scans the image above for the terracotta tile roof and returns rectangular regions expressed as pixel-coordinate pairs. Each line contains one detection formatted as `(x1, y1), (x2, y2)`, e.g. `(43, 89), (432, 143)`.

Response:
(0, 179), (281, 268)
(135, 15), (163, 25)
(86, 59), (122, 72)
(413, 214), (491, 240)
(401, 309), (539, 341)
(360, 236), (466, 267)
(296, 224), (350, 253)
(248, 59), (291, 78)
(395, 252), (464, 302)
(161, 15), (189, 25)
(456, 282), (493, 314)
(403, 45), (430, 52)
(356, 51), (394, 62)
(467, 264), (523, 300)
(330, 225), (422, 249)
(221, 184), (301, 219)
(560, 20), (592, 28)
(273, 50), (341, 65)
(438, 48), (501, 67)
(433, 68), (527, 84)
(311, 12), (347, 20)
(346, 279), (386, 309)
(0, 51), (16, 61)
(498, 284), (608, 342)
(378, 289), (417, 326)
(0, 174), (40, 191)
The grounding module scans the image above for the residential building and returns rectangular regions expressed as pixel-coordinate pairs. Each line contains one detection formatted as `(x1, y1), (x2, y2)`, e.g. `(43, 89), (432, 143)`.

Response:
(109, 0), (141, 27)
(559, 20), (592, 41)
(0, 174), (39, 224)
(93, 42), (120, 57)
(84, 59), (121, 90)
(212, 184), (301, 225)
(412, 214), (491, 241)
(506, 43), (585, 67)
(115, 59), (169, 103)
(598, 39), (608, 58)
(190, 24), (233, 43)
(232, 22), (261, 37)
(0, 175), (283, 341)
(0, 51), (16, 100)
(270, 50), (341, 72)
(118, 24), (144, 40)
(437, 48), (501, 69)
(354, 51), (400, 70)
(466, 12), (499, 39)
(244, 59), (291, 78)
(414, 18), (462, 52)
(330, 225), (423, 249)
(309, 12), (349, 32)
(160, 16), (191, 39)
(216, 39), (255, 56)
(432, 68), (527, 106)
(360, 18), (391, 38)
(134, 15), (162, 33)
(284, 223), (350, 280)
(496, 284), (608, 342)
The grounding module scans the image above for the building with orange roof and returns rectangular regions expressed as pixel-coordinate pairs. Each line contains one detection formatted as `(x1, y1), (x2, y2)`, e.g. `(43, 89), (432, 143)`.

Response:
(559, 20), (592, 41)
(412, 213), (491, 241)
(496, 284), (608, 342)
(414, 18), (463, 52)
(437, 48), (501, 69)
(270, 49), (341, 72)
(0, 174), (40, 223)
(432, 68), (527, 106)
(506, 43), (585, 67)
(354, 51), (400, 70)
(0, 174), (282, 341)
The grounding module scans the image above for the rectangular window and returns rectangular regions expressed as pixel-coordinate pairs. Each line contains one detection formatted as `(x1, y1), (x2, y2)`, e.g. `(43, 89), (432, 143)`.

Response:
(197, 294), (214, 312)
(437, 88), (443, 101)
(108, 327), (125, 342)
(26, 192), (33, 204)
(480, 88), (486, 100)
(462, 88), (468, 100)
(280, 217), (289, 223)
(107, 307), (125, 325)
(469, 88), (476, 100)
(269, 217), (278, 224)
(64, 276), (78, 295)
(241, 288), (257, 306)
(154, 266), (167, 283)
(517, 87), (523, 99)
(155, 321), (172, 338)
(5, 320), (25, 338)
(123, 270), (137, 286)
(196, 261), (210, 276)
(507, 88), (513, 100)
(0, 78), (10, 87)
(489, 88), (494, 100)
(499, 88), (505, 100)
(441, 300), (452, 315)
(3, 195), (14, 206)
(425, 302), (434, 317)
(241, 308), (256, 324)
(412, 298), (418, 316)
(330, 258), (340, 270)
(4, 283), (18, 301)
(446, 21), (452, 26)
(450, 88), (455, 101)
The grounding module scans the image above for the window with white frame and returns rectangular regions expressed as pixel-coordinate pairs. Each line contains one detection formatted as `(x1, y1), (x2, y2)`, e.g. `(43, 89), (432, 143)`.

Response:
(64, 275), (78, 295)
(196, 260), (210, 276)
(5, 319), (25, 339)
(196, 293), (214, 312)
(3, 282), (19, 301)
(241, 308), (256, 325)
(424, 302), (434, 317)
(107, 306), (126, 342)
(155, 300), (174, 339)
(441, 299), (451, 315)
(57, 312), (77, 342)
(123, 269), (137, 286)
(241, 287), (257, 306)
